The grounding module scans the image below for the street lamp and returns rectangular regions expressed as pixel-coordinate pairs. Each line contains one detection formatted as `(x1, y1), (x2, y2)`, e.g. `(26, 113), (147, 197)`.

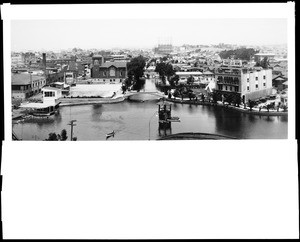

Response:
(148, 111), (158, 141)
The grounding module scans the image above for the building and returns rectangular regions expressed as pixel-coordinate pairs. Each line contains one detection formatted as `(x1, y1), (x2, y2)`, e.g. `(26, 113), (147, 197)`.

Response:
(91, 61), (127, 84)
(42, 86), (62, 106)
(272, 75), (287, 91)
(154, 44), (173, 55)
(12, 73), (46, 99)
(222, 59), (243, 67)
(214, 67), (273, 102)
(11, 54), (25, 66)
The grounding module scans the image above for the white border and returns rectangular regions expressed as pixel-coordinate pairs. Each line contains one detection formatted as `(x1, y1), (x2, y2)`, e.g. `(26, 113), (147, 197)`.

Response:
(1, 3), (298, 239)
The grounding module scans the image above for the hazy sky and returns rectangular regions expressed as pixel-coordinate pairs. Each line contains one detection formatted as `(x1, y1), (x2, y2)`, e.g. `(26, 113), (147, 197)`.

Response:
(11, 18), (287, 51)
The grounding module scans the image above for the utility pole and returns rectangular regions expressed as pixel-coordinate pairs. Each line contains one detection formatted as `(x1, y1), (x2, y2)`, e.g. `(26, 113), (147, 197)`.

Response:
(68, 120), (77, 141)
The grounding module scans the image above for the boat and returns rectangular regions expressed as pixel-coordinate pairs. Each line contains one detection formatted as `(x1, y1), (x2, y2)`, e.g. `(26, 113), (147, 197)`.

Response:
(167, 117), (180, 122)
(106, 130), (115, 139)
(19, 102), (60, 118)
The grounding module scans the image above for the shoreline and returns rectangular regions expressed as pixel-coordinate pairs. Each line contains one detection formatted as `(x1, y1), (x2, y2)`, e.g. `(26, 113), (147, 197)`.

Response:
(57, 95), (288, 117)
(165, 98), (288, 116)
(58, 96), (125, 106)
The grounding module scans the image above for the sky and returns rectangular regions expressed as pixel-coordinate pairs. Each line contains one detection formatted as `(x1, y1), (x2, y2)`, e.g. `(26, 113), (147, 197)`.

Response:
(11, 18), (287, 52)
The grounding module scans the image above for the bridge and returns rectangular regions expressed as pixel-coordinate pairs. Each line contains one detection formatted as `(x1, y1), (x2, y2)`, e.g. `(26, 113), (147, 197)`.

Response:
(124, 91), (166, 101)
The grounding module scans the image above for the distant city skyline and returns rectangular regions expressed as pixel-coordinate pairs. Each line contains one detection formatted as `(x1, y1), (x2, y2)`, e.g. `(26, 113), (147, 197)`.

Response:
(11, 19), (287, 52)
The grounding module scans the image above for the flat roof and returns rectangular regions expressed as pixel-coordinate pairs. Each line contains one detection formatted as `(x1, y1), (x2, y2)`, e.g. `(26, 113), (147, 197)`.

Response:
(176, 72), (203, 75)
(20, 102), (53, 109)
(42, 86), (61, 91)
(100, 61), (127, 68)
(254, 53), (275, 56)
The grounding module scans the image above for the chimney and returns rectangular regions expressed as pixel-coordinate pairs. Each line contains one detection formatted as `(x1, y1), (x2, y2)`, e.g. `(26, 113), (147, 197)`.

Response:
(42, 53), (47, 84)
(42, 53), (46, 69)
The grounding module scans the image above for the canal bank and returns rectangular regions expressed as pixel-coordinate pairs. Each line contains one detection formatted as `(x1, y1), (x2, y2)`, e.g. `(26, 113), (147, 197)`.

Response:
(165, 98), (288, 117)
(59, 96), (125, 107)
(12, 100), (288, 140)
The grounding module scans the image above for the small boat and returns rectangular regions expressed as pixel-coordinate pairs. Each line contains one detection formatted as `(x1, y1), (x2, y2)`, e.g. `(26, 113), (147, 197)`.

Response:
(106, 130), (115, 140)
(167, 117), (181, 122)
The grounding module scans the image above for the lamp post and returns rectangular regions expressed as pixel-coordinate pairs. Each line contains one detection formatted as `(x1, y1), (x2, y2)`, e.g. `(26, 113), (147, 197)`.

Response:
(148, 111), (158, 141)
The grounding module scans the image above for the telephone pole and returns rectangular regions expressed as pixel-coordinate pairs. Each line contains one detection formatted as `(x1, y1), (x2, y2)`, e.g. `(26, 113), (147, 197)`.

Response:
(68, 120), (77, 141)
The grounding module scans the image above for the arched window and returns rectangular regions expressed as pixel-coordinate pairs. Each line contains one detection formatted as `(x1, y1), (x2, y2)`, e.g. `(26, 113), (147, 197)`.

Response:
(109, 67), (116, 77)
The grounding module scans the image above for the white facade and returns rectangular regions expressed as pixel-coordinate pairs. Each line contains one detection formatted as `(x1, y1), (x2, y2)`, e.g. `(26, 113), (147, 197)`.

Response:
(241, 69), (273, 100)
(42, 87), (62, 106)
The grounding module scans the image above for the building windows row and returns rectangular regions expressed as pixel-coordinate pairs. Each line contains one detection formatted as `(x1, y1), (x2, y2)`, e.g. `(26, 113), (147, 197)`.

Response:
(44, 91), (55, 97)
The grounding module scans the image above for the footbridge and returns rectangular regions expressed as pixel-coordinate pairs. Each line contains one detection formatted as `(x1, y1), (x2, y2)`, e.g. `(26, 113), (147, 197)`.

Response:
(125, 91), (166, 101)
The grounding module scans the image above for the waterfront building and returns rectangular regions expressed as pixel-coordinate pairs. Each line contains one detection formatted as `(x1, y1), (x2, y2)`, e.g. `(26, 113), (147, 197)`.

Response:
(214, 67), (273, 102)
(42, 86), (62, 106)
(12, 73), (46, 99)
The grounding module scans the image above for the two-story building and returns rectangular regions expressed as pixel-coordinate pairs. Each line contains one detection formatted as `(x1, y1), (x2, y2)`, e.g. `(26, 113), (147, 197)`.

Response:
(91, 61), (127, 84)
(12, 73), (46, 99)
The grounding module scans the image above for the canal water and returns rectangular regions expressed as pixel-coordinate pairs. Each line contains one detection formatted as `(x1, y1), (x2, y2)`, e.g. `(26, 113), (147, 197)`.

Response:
(12, 79), (288, 140)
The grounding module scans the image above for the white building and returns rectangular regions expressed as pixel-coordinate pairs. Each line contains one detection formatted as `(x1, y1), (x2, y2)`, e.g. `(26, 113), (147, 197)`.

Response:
(42, 87), (62, 106)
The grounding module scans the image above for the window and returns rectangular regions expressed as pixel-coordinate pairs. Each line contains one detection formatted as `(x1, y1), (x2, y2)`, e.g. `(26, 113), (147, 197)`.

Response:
(255, 77), (258, 81)
(247, 86), (250, 91)
(109, 68), (116, 77)
(263, 75), (266, 79)
(229, 86), (232, 91)
(225, 86), (227, 91)
(256, 84), (258, 89)
(263, 83), (266, 87)
(247, 78), (249, 82)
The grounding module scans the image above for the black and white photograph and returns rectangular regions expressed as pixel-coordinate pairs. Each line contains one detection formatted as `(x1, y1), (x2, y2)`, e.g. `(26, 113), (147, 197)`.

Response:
(1, 2), (298, 239)
(10, 18), (289, 140)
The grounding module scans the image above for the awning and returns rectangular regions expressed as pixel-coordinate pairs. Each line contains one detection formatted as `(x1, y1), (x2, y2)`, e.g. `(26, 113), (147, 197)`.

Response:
(20, 102), (54, 109)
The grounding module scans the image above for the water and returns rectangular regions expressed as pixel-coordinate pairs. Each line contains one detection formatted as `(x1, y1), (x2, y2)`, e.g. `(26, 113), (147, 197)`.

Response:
(12, 79), (288, 140)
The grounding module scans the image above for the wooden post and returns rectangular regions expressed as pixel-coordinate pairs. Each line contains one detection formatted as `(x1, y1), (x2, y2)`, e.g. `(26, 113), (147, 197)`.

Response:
(68, 120), (77, 141)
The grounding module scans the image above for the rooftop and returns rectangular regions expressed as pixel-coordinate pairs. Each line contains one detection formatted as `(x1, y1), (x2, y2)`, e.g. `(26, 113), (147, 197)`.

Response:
(12, 73), (45, 85)
(254, 53), (275, 56)
(100, 61), (127, 68)
(176, 71), (203, 75)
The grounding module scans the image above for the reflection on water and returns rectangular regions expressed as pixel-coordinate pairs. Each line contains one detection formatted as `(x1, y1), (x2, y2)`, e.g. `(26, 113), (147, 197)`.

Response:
(12, 79), (288, 140)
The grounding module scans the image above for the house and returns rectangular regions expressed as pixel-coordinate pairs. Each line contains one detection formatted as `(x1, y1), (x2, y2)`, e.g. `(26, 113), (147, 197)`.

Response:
(272, 75), (287, 91)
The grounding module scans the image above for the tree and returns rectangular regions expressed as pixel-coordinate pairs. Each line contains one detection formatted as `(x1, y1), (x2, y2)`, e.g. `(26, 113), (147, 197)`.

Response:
(46, 133), (58, 141)
(127, 55), (146, 91)
(169, 75), (179, 87)
(155, 62), (175, 82)
(248, 99), (255, 111)
(127, 55), (146, 82)
(255, 57), (269, 69)
(60, 129), (68, 141)
(219, 48), (259, 61)
(45, 129), (68, 141)
(187, 75), (194, 85)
